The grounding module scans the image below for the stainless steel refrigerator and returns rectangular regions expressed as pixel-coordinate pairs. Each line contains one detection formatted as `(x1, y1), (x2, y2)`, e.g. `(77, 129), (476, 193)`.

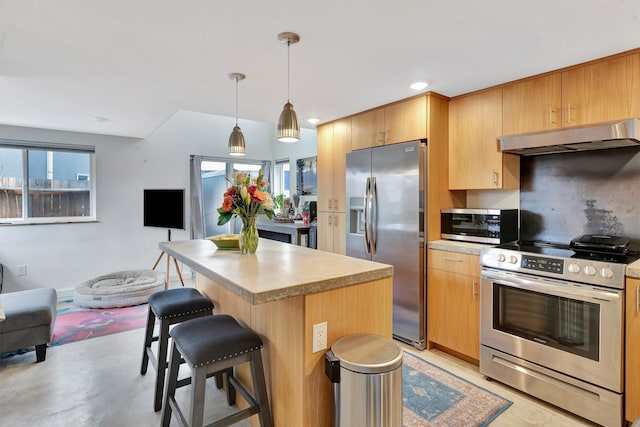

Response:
(346, 140), (427, 350)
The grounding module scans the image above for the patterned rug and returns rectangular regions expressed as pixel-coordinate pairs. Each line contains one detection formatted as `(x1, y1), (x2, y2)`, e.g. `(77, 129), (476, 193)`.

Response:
(50, 300), (148, 346)
(403, 351), (512, 426)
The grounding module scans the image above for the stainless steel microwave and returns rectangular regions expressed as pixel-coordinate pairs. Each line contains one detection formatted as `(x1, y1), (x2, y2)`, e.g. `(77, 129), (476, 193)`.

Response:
(441, 208), (518, 244)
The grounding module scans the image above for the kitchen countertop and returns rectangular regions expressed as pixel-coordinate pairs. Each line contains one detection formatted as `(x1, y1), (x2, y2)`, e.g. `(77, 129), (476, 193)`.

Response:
(429, 239), (640, 280)
(626, 261), (640, 279)
(159, 238), (393, 304)
(428, 239), (492, 256)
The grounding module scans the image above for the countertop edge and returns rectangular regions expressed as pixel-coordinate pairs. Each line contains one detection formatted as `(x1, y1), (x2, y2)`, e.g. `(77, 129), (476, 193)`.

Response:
(160, 240), (394, 304)
(428, 239), (492, 256)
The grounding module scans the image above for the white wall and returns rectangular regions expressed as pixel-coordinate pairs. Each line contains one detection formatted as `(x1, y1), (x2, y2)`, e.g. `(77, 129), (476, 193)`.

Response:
(0, 110), (316, 294)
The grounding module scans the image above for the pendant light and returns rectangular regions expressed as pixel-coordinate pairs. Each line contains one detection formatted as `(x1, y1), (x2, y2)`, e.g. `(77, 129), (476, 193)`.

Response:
(277, 32), (300, 143)
(228, 72), (246, 156)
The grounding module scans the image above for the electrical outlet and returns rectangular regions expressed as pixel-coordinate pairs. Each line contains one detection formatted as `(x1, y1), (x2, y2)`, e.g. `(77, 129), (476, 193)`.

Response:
(312, 321), (327, 353)
(17, 264), (27, 276)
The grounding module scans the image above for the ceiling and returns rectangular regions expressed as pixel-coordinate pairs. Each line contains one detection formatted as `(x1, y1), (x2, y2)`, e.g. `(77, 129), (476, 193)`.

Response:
(1, 0), (639, 139)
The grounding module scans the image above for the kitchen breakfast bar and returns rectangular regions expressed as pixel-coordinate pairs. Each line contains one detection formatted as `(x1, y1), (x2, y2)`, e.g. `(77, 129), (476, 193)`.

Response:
(159, 238), (394, 427)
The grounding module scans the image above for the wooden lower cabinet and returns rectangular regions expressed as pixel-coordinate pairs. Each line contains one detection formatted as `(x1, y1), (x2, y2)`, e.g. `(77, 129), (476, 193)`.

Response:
(626, 278), (640, 423)
(427, 249), (480, 362)
(317, 211), (345, 254)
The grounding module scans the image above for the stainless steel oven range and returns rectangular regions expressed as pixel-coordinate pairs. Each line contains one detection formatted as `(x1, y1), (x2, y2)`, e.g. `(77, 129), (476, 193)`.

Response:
(480, 237), (638, 427)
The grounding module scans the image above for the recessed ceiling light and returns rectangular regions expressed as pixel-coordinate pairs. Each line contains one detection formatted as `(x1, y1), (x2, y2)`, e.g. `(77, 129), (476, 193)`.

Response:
(410, 81), (430, 91)
(307, 118), (320, 124)
(88, 116), (109, 122)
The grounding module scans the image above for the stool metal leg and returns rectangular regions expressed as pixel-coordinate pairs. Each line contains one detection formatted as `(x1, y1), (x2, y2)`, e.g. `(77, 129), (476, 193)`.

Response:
(189, 366), (207, 427)
(140, 307), (155, 375)
(154, 318), (170, 412)
(250, 351), (273, 427)
(161, 342), (181, 427)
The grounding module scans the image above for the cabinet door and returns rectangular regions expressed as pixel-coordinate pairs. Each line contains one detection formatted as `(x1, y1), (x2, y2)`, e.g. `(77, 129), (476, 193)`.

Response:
(427, 250), (480, 360)
(449, 88), (509, 190)
(332, 212), (346, 255)
(385, 96), (427, 144)
(626, 278), (640, 422)
(317, 123), (334, 212)
(562, 53), (640, 127)
(351, 109), (384, 151)
(428, 268), (480, 360)
(503, 73), (562, 135)
(316, 211), (334, 252)
(332, 118), (351, 214)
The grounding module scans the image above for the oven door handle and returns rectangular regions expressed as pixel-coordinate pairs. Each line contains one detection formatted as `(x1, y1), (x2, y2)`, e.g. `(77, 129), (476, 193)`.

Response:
(481, 269), (622, 304)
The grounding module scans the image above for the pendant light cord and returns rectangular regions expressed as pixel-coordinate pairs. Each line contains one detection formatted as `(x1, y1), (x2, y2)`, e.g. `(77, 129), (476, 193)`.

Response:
(235, 76), (239, 126)
(287, 40), (291, 102)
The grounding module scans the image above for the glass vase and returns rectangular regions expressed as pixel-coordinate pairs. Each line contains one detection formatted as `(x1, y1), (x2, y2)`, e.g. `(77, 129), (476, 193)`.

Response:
(239, 217), (259, 254)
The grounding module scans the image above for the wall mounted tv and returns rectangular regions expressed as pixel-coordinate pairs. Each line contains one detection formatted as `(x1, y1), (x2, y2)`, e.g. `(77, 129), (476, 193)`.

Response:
(143, 189), (185, 230)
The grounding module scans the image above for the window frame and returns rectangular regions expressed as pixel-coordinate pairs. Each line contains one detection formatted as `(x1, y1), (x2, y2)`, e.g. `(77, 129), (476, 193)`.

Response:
(0, 139), (97, 225)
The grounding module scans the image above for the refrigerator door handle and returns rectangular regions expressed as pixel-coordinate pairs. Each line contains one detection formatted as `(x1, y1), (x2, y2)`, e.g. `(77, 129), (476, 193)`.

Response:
(370, 176), (377, 254)
(363, 177), (371, 254)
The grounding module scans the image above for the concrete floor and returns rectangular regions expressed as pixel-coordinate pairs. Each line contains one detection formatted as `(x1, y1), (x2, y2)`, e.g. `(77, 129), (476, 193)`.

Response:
(0, 327), (598, 427)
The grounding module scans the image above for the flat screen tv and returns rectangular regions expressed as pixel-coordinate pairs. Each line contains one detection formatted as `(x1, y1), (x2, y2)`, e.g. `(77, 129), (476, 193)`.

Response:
(143, 189), (185, 230)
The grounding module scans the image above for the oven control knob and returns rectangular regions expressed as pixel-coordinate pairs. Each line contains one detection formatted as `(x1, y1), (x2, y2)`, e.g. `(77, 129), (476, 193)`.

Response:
(583, 265), (597, 276)
(600, 267), (614, 279)
(568, 263), (581, 274)
(495, 254), (506, 262)
(508, 255), (518, 264)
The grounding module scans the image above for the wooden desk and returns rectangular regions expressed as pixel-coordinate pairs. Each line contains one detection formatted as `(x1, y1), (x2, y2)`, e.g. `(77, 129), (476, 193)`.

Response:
(159, 239), (393, 427)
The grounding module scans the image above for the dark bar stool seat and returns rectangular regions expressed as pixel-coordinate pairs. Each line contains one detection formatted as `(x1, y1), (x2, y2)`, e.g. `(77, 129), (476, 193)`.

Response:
(161, 314), (273, 427)
(140, 287), (215, 411)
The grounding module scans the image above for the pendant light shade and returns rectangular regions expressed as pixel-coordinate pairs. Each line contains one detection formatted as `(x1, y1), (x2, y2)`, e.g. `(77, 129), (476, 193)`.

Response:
(277, 32), (300, 143)
(228, 72), (246, 156)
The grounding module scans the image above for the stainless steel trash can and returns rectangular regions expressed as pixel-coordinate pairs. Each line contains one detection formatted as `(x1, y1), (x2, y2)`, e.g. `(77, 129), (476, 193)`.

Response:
(325, 333), (403, 427)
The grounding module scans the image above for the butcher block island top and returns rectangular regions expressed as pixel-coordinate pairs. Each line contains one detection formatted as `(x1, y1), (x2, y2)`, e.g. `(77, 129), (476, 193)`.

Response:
(158, 238), (394, 427)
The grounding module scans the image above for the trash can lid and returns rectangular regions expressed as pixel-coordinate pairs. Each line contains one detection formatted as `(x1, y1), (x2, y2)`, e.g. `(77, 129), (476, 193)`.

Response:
(331, 333), (403, 374)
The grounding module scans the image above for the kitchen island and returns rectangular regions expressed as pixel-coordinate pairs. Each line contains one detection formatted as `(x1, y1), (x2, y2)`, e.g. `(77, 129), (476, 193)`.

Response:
(159, 238), (394, 427)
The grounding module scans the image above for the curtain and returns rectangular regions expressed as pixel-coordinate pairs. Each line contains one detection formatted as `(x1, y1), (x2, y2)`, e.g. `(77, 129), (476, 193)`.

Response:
(189, 155), (205, 240)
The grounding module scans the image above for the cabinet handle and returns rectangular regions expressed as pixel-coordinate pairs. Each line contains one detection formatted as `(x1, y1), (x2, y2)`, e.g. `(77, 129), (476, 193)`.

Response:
(334, 198), (338, 211)
(567, 103), (572, 125)
(636, 284), (639, 313)
(385, 130), (389, 143)
(443, 257), (463, 263)
(548, 107), (558, 125)
(334, 215), (338, 227)
(328, 215), (332, 226)
(377, 131), (385, 144)
(328, 199), (332, 210)
(492, 169), (498, 186)
(472, 280), (478, 300)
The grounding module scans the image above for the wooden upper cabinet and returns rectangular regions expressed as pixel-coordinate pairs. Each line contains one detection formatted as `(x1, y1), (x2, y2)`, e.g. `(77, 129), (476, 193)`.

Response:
(350, 96), (426, 150)
(449, 88), (519, 190)
(351, 108), (384, 151)
(385, 96), (427, 144)
(503, 73), (562, 135)
(561, 53), (640, 127)
(316, 119), (350, 254)
(316, 123), (334, 213)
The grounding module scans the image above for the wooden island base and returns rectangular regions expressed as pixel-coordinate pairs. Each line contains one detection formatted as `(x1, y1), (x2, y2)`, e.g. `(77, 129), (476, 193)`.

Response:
(196, 273), (393, 427)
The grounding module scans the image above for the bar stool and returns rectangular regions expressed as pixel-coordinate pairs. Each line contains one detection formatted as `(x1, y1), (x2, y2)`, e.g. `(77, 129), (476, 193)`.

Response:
(161, 314), (273, 427)
(140, 287), (215, 411)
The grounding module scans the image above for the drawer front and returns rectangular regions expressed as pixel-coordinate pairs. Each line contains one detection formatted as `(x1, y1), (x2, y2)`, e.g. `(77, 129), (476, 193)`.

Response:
(428, 249), (480, 276)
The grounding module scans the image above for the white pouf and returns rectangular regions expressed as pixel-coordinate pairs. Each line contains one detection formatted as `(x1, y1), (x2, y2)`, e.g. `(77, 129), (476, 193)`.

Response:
(74, 270), (165, 308)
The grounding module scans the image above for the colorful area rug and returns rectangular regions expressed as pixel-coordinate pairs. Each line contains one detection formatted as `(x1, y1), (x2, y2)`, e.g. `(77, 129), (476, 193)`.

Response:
(50, 300), (148, 346)
(403, 351), (512, 426)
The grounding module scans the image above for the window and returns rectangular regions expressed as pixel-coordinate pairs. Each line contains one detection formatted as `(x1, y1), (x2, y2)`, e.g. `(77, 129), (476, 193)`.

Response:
(273, 159), (290, 198)
(192, 156), (270, 238)
(0, 140), (96, 224)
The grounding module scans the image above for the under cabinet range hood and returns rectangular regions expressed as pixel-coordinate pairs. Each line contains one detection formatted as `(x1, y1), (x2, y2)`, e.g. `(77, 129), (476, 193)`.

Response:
(499, 118), (640, 156)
